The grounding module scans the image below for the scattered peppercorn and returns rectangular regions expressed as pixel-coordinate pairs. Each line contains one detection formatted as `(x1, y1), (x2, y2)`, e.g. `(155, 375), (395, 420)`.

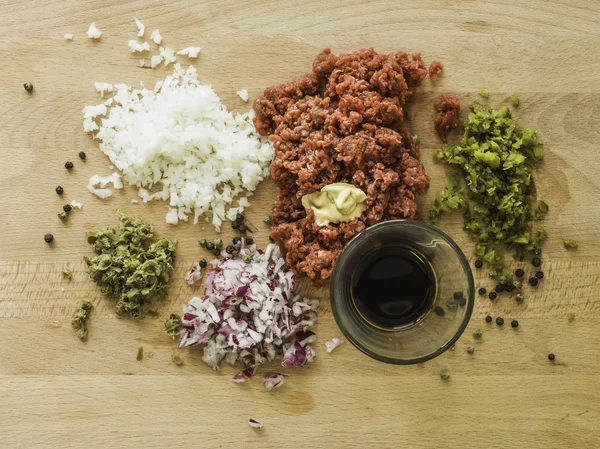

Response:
(516, 293), (524, 302)
(225, 245), (235, 254)
(511, 320), (519, 328)
(238, 223), (247, 233)
(505, 284), (515, 293)
(213, 238), (222, 248)
(535, 271), (544, 279)
(55, 186), (64, 195)
(199, 259), (207, 268)
(206, 242), (214, 251)
(459, 296), (467, 307)
(434, 306), (445, 317)
(44, 233), (54, 243)
(489, 291), (497, 300)
(474, 260), (483, 269)
(58, 211), (68, 220)
(473, 329), (483, 339)
(212, 248), (221, 256)
(78, 151), (87, 160)
(242, 254), (253, 264)
(485, 315), (493, 323)
(528, 277), (539, 287)
(478, 287), (487, 296)
(172, 353), (184, 367)
(245, 237), (254, 245)
(63, 204), (72, 213)
(513, 280), (522, 289)
(489, 270), (497, 279)
(495, 284), (504, 293)
(440, 369), (450, 380)
(533, 246), (542, 256)
(23, 82), (34, 92)
(198, 238), (207, 247)
(232, 237), (240, 244)
(263, 215), (272, 225)
(532, 257), (542, 267)
(515, 268), (525, 278)
(467, 346), (475, 354)
(65, 161), (74, 170)
(548, 353), (555, 361)
(496, 317), (504, 326)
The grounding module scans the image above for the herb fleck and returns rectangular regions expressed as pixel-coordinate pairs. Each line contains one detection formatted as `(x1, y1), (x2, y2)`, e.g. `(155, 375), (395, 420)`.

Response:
(440, 369), (450, 380)
(477, 88), (489, 98)
(165, 313), (182, 340)
(172, 353), (184, 367)
(136, 346), (144, 361)
(71, 300), (92, 342)
(473, 328), (483, 339)
(563, 239), (578, 250)
(511, 95), (519, 107)
(62, 267), (73, 280)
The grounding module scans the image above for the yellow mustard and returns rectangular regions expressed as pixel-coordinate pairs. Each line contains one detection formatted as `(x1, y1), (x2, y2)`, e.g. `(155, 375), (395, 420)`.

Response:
(301, 183), (367, 227)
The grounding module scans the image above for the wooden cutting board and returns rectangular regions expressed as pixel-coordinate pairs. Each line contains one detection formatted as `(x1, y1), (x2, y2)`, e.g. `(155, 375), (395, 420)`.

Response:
(1, 1), (599, 447)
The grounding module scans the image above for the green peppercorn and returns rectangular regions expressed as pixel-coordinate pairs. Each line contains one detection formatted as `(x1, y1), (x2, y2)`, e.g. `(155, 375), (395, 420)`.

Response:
(44, 233), (54, 243)
(478, 287), (487, 296)
(489, 270), (497, 279)
(24, 82), (34, 92)
(65, 161), (74, 170)
(467, 346), (475, 354)
(213, 238), (222, 248)
(496, 317), (504, 326)
(533, 246), (542, 256)
(513, 280), (522, 289)
(58, 211), (68, 220)
(516, 293), (524, 302)
(473, 328), (483, 339)
(78, 151), (87, 160)
(548, 353), (555, 361)
(242, 254), (252, 264)
(263, 215), (272, 225)
(489, 291), (497, 300)
(515, 268), (524, 278)
(55, 186), (64, 195)
(198, 238), (207, 247)
(511, 320), (519, 328)
(485, 315), (492, 323)
(440, 369), (450, 380)
(199, 259), (207, 268)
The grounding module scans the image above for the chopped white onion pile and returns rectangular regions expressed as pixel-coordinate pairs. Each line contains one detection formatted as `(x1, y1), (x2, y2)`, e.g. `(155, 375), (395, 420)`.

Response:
(150, 29), (163, 45)
(236, 89), (249, 102)
(179, 243), (318, 381)
(70, 200), (83, 209)
(87, 22), (102, 39)
(64, 33), (73, 40)
(94, 82), (113, 97)
(177, 46), (201, 58)
(134, 18), (145, 37)
(87, 172), (123, 199)
(82, 64), (273, 230)
(248, 418), (263, 429)
(325, 336), (343, 353)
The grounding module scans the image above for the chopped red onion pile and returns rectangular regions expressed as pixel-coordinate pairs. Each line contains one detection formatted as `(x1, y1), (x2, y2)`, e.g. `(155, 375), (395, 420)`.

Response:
(248, 418), (264, 429)
(184, 261), (203, 285)
(262, 371), (287, 391)
(179, 243), (319, 382)
(325, 336), (344, 353)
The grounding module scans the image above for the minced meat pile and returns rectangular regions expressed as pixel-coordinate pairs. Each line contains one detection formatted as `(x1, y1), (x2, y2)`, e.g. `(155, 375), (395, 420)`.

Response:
(253, 48), (432, 282)
(433, 94), (461, 142)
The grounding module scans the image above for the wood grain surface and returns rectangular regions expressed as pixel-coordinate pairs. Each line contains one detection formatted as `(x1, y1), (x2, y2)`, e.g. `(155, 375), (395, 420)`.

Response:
(1, 0), (600, 448)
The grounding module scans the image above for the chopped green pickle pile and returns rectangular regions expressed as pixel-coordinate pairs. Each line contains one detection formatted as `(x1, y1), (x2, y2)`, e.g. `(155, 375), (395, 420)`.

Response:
(84, 212), (176, 318)
(432, 103), (547, 265)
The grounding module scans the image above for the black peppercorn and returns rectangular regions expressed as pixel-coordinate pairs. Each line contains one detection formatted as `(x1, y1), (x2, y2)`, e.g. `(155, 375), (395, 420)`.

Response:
(24, 82), (34, 92)
(511, 320), (519, 328)
(478, 287), (487, 296)
(548, 353), (555, 361)
(44, 233), (54, 243)
(485, 315), (493, 323)
(63, 204), (72, 213)
(532, 257), (542, 267)
(212, 248), (221, 256)
(505, 284), (515, 293)
(533, 246), (542, 256)
(489, 291), (497, 300)
(233, 237), (240, 244)
(528, 277), (539, 287)
(199, 259), (207, 268)
(515, 268), (525, 278)
(495, 284), (504, 293)
(231, 221), (240, 230)
(225, 245), (235, 254)
(434, 306), (445, 317)
(459, 296), (467, 307)
(496, 317), (504, 326)
(474, 260), (483, 269)
(535, 271), (544, 279)
(245, 237), (254, 245)
(205, 242), (214, 251)
(78, 151), (86, 160)
(238, 224), (247, 233)
(65, 161), (74, 170)
(55, 186), (64, 195)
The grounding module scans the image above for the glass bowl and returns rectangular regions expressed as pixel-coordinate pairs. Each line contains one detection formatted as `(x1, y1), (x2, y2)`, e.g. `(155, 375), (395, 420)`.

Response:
(330, 220), (474, 364)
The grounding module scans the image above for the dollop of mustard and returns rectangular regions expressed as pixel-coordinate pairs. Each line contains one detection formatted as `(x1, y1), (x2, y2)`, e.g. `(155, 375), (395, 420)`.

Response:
(301, 183), (367, 227)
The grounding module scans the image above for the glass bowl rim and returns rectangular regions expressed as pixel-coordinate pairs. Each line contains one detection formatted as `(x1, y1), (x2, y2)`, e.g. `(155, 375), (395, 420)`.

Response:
(330, 219), (475, 365)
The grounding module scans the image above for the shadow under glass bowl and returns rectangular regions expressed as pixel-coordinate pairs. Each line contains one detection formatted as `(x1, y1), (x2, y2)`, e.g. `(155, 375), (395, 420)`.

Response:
(330, 220), (474, 365)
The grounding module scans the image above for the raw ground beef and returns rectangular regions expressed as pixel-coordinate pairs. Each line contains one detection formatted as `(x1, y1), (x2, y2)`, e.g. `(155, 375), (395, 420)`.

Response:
(253, 48), (432, 283)
(433, 94), (461, 142)
(428, 61), (444, 81)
